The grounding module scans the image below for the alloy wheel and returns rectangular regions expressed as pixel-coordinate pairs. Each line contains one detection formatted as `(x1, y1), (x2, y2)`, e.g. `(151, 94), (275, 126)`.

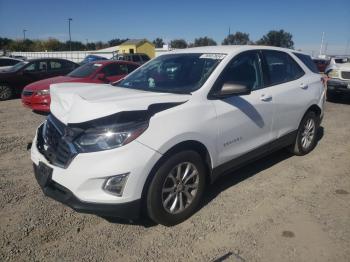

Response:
(161, 162), (199, 214)
(0, 85), (11, 100)
(301, 118), (315, 150)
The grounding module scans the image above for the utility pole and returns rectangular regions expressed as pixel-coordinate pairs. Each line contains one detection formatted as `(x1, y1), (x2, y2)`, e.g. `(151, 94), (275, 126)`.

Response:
(319, 32), (325, 57)
(68, 18), (73, 51)
(23, 29), (27, 40)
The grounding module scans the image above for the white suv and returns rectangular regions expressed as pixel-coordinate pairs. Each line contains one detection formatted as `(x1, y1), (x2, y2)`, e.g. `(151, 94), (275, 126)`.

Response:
(31, 46), (325, 226)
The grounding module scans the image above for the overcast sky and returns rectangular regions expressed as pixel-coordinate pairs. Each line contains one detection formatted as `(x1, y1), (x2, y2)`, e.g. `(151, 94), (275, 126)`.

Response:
(0, 0), (349, 55)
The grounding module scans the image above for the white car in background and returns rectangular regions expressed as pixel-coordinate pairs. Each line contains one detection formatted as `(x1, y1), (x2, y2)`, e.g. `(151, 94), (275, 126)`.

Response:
(31, 46), (325, 226)
(0, 57), (23, 71)
(325, 57), (350, 100)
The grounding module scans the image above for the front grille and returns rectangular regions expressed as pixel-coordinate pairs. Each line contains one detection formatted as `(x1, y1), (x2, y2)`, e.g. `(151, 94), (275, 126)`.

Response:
(341, 71), (350, 80)
(22, 90), (34, 96)
(37, 115), (77, 168)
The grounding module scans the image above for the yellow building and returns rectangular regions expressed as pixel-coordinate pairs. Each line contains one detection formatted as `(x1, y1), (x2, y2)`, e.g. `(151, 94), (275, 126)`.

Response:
(117, 39), (155, 58)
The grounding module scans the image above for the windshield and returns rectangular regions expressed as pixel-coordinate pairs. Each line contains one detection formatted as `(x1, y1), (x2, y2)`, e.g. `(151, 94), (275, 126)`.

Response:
(68, 63), (102, 78)
(6, 61), (28, 72)
(116, 53), (225, 94)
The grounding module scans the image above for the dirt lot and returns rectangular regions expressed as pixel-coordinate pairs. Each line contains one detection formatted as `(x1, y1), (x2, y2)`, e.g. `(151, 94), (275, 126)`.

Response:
(0, 98), (349, 262)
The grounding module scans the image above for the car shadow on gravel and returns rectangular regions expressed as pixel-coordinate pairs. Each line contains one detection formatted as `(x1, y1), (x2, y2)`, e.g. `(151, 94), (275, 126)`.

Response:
(200, 126), (324, 211)
(103, 127), (324, 227)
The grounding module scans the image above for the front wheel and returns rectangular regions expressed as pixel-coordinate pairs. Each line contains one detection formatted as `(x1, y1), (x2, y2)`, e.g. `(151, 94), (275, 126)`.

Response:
(0, 84), (13, 101)
(290, 111), (319, 156)
(146, 151), (206, 226)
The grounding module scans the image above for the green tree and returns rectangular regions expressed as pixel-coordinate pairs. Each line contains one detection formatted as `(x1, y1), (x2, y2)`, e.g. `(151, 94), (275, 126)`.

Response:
(153, 38), (165, 48)
(222, 32), (250, 45)
(86, 42), (96, 50)
(170, 39), (188, 49)
(108, 38), (128, 46)
(0, 37), (14, 50)
(256, 30), (294, 48)
(43, 38), (62, 51)
(193, 37), (217, 47)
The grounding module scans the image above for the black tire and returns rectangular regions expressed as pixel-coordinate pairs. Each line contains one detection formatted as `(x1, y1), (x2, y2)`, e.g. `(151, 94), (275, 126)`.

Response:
(0, 84), (13, 101)
(290, 111), (319, 156)
(146, 150), (206, 226)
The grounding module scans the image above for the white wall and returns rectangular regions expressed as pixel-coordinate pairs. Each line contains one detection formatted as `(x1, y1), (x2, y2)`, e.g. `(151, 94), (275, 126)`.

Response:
(10, 47), (172, 62)
(10, 51), (115, 63)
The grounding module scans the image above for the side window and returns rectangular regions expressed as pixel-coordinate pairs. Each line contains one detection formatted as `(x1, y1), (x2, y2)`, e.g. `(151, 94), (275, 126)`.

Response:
(220, 51), (262, 90)
(38, 61), (48, 71)
(263, 50), (304, 86)
(293, 53), (319, 73)
(127, 64), (138, 73)
(102, 64), (128, 77)
(50, 61), (62, 70)
(8, 59), (20, 66)
(24, 62), (36, 72)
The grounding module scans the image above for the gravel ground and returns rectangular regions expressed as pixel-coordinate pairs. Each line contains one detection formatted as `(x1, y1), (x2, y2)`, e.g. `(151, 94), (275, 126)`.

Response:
(0, 97), (349, 262)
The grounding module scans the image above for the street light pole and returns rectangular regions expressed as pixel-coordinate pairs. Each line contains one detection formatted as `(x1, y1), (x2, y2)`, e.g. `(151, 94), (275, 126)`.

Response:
(23, 29), (27, 40)
(68, 18), (73, 51)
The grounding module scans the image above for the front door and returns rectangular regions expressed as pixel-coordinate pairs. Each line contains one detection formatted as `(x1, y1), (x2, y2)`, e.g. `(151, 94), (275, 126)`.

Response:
(211, 50), (275, 165)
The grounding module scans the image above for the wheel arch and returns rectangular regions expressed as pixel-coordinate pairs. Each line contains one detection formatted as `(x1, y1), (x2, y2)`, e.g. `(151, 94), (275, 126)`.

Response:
(140, 140), (213, 214)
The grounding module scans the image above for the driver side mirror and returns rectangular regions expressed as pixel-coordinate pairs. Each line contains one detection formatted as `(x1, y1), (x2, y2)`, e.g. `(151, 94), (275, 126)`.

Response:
(215, 81), (251, 98)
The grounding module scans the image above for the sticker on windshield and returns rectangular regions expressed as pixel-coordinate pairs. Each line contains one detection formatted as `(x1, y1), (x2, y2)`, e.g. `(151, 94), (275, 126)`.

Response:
(93, 63), (103, 67)
(200, 54), (226, 60)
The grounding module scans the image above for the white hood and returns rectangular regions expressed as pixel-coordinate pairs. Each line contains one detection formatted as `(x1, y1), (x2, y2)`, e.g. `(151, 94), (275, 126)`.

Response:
(50, 83), (190, 124)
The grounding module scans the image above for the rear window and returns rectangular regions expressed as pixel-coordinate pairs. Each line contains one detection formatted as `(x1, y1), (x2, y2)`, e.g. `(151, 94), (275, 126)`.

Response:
(132, 55), (141, 62)
(68, 63), (101, 77)
(141, 55), (150, 61)
(293, 53), (319, 73)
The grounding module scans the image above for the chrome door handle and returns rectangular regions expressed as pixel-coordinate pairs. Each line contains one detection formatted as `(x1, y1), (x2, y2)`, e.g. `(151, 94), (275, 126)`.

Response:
(300, 83), (308, 89)
(260, 94), (272, 101)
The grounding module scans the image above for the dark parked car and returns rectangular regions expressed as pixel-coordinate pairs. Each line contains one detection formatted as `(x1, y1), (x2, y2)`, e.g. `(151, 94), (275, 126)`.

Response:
(113, 53), (150, 64)
(312, 58), (329, 73)
(0, 58), (79, 100)
(80, 55), (108, 65)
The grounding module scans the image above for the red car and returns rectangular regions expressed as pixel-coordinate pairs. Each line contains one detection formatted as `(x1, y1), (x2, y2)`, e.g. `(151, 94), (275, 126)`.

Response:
(21, 60), (139, 112)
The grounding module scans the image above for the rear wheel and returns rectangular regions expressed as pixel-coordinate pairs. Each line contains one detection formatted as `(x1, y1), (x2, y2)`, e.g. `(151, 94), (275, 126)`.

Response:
(146, 151), (206, 226)
(291, 111), (319, 155)
(0, 84), (13, 101)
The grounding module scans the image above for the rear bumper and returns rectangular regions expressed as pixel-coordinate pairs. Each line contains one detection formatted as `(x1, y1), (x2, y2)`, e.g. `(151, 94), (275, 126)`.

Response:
(327, 79), (350, 94)
(33, 163), (141, 220)
(21, 94), (51, 112)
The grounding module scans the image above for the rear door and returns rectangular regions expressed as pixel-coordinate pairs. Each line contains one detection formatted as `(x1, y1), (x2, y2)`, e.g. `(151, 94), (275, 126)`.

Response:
(261, 50), (312, 138)
(48, 60), (74, 77)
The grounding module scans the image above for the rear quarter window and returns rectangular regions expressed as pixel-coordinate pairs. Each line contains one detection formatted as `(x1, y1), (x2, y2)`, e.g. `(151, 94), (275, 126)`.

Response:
(293, 53), (319, 73)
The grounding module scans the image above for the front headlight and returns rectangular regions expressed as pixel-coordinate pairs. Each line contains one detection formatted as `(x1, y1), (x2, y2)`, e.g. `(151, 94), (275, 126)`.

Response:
(328, 69), (340, 79)
(35, 89), (50, 96)
(74, 121), (148, 152)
